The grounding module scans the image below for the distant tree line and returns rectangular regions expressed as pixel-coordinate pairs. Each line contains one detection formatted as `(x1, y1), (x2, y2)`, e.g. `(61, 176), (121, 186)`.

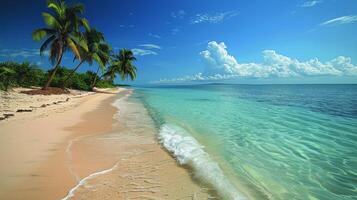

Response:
(0, 62), (121, 91)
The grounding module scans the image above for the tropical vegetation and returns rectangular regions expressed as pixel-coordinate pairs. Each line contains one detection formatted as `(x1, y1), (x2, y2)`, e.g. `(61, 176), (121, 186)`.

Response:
(32, 0), (89, 89)
(62, 28), (111, 88)
(0, 0), (138, 93)
(0, 62), (120, 91)
(104, 49), (137, 82)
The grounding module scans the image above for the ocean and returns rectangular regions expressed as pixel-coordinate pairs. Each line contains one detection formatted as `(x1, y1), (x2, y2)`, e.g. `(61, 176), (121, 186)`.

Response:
(134, 84), (357, 200)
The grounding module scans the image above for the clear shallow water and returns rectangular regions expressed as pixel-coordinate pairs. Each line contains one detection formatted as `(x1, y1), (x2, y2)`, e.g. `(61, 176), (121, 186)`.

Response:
(135, 84), (357, 200)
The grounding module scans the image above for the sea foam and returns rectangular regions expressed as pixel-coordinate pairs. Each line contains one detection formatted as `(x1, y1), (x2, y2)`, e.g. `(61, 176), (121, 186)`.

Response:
(61, 164), (117, 200)
(158, 124), (247, 200)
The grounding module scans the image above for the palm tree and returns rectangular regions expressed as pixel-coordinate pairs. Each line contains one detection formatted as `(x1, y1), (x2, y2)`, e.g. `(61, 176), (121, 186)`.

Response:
(32, 0), (89, 89)
(90, 43), (112, 89)
(62, 28), (111, 88)
(102, 49), (137, 83)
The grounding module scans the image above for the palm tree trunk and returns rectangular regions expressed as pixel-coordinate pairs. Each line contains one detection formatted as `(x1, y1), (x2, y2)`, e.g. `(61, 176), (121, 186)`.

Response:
(43, 47), (64, 90)
(91, 66), (101, 89)
(61, 60), (85, 88)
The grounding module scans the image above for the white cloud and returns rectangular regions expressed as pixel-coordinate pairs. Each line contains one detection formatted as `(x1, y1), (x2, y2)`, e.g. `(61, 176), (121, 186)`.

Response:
(0, 48), (49, 58)
(191, 11), (238, 24)
(132, 48), (157, 56)
(171, 10), (186, 19)
(153, 73), (242, 83)
(118, 24), (135, 28)
(320, 15), (357, 26)
(139, 44), (161, 49)
(0, 49), (11, 52)
(149, 33), (161, 39)
(153, 41), (357, 83)
(133, 44), (161, 56)
(172, 27), (180, 35)
(301, 0), (322, 7)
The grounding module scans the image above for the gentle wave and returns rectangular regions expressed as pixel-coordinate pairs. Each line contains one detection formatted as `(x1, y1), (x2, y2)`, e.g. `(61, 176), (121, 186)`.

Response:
(158, 124), (247, 200)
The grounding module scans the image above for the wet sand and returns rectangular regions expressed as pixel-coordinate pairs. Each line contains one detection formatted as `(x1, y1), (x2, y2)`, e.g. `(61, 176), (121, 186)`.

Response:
(64, 92), (214, 199)
(0, 89), (214, 199)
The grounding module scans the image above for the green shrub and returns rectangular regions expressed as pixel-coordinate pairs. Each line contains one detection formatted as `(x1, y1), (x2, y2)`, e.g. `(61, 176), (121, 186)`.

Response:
(96, 79), (115, 88)
(0, 61), (116, 91)
(47, 67), (71, 88)
(70, 73), (91, 91)
(0, 62), (46, 90)
(0, 66), (16, 91)
(13, 62), (45, 87)
(83, 71), (98, 86)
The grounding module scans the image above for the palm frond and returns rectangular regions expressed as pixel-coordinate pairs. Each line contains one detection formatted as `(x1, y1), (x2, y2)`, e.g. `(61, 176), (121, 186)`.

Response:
(67, 3), (84, 14)
(32, 29), (48, 41)
(66, 37), (81, 61)
(81, 18), (91, 31)
(47, 0), (63, 16)
(42, 12), (61, 28)
(40, 35), (56, 56)
(78, 36), (89, 52)
(106, 49), (137, 82)
(92, 53), (104, 67)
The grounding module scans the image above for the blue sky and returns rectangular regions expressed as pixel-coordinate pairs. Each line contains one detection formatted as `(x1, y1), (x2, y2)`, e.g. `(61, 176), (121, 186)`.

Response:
(0, 0), (357, 84)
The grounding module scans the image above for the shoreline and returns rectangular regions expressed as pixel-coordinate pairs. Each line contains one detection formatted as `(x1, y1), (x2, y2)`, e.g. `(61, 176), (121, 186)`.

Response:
(62, 91), (214, 199)
(0, 88), (121, 199)
(0, 88), (214, 199)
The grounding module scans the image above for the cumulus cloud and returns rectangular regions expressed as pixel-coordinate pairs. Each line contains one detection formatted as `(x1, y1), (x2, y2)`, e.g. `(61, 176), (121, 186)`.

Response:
(301, 0), (322, 7)
(139, 44), (161, 49)
(153, 41), (357, 83)
(320, 15), (357, 26)
(191, 11), (238, 24)
(132, 48), (157, 56)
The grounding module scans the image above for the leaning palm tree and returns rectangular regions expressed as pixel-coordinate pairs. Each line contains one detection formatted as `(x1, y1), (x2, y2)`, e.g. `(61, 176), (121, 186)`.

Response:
(62, 28), (110, 87)
(90, 43), (112, 89)
(32, 0), (89, 89)
(103, 49), (137, 83)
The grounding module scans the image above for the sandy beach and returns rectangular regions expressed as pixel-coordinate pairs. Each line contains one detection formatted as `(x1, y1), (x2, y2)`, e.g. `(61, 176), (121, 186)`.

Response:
(0, 88), (213, 199)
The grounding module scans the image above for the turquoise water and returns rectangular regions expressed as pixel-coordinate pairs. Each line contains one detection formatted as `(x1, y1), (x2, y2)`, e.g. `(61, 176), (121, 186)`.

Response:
(135, 84), (357, 200)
